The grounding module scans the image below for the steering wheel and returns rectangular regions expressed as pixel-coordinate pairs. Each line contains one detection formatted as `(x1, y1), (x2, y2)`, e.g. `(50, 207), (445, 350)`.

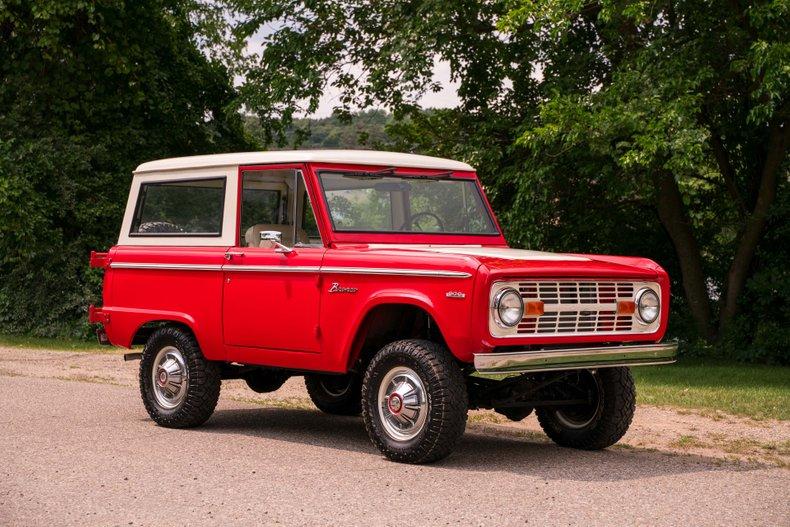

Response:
(408, 211), (445, 232)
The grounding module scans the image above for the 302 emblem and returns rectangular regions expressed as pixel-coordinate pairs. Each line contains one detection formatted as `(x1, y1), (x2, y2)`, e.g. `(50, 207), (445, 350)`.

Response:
(445, 291), (466, 299)
(328, 282), (358, 294)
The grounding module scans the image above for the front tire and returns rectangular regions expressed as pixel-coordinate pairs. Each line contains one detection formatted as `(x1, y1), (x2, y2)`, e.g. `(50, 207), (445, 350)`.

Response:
(536, 367), (635, 450)
(305, 373), (362, 415)
(139, 327), (221, 428)
(362, 339), (468, 464)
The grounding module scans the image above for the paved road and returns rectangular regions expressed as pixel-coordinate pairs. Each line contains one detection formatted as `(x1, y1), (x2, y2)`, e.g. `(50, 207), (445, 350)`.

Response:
(1, 375), (787, 526)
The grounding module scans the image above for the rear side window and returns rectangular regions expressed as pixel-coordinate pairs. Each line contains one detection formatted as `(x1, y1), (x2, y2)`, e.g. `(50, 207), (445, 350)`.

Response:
(130, 178), (226, 236)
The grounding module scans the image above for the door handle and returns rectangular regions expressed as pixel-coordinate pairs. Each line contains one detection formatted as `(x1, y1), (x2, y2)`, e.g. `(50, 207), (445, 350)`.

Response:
(224, 251), (245, 261)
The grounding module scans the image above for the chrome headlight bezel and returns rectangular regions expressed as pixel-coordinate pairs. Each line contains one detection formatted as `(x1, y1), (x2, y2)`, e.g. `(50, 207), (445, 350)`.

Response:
(635, 287), (660, 325)
(492, 287), (524, 328)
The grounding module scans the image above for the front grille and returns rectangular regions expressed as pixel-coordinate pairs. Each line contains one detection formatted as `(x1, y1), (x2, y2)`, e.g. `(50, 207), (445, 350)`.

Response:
(518, 281), (634, 305)
(517, 281), (635, 335)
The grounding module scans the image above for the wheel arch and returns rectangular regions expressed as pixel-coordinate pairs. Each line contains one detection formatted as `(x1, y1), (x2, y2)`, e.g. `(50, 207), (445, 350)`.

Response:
(131, 319), (197, 347)
(343, 294), (452, 372)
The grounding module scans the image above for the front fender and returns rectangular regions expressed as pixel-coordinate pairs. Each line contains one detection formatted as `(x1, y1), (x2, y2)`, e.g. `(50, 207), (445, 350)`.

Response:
(329, 286), (476, 372)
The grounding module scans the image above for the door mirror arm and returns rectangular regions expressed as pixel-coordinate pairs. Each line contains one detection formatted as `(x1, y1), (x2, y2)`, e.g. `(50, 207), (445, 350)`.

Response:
(261, 231), (295, 255)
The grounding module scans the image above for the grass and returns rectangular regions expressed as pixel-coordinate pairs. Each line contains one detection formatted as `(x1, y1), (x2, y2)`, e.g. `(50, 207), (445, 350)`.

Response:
(1, 333), (787, 421)
(633, 359), (790, 421)
(0, 334), (109, 353)
(669, 434), (704, 449)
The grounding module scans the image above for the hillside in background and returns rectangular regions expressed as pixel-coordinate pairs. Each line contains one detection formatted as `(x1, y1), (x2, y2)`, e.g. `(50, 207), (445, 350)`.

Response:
(244, 110), (392, 150)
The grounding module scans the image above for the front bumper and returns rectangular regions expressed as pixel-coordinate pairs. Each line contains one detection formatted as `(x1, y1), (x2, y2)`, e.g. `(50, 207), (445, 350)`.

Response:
(474, 341), (678, 375)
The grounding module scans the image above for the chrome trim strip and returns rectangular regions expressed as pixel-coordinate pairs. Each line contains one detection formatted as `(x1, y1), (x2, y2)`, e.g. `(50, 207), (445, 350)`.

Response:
(110, 262), (222, 271)
(226, 265), (321, 273)
(474, 341), (678, 375)
(109, 262), (470, 277)
(321, 266), (471, 278)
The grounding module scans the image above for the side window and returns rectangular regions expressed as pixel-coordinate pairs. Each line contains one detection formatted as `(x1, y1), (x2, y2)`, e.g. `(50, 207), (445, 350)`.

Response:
(130, 177), (226, 236)
(240, 169), (322, 247)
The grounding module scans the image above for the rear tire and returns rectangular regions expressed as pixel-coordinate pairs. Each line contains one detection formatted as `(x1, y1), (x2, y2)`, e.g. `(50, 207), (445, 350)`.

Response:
(536, 367), (635, 450)
(139, 327), (221, 428)
(305, 373), (362, 415)
(362, 339), (468, 464)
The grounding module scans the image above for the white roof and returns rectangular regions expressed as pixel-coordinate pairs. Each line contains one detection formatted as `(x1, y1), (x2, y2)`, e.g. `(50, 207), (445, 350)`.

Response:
(134, 149), (474, 174)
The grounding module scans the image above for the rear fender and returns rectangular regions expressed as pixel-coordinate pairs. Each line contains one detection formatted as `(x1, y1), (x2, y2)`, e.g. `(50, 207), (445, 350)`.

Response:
(102, 307), (220, 360)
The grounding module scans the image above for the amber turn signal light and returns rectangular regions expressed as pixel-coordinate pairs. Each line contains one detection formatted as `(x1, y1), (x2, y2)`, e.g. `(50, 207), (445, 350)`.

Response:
(525, 301), (544, 316)
(617, 300), (636, 315)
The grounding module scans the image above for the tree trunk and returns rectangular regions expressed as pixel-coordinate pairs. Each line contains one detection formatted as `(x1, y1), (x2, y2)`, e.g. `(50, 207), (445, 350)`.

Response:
(718, 122), (788, 334)
(654, 171), (716, 341)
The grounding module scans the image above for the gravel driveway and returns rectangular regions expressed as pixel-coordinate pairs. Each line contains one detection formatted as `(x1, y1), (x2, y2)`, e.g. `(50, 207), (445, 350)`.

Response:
(1, 347), (788, 526)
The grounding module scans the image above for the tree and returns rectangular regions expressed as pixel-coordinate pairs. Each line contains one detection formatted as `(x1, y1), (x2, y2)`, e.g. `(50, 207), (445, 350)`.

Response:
(201, 0), (787, 355)
(0, 0), (251, 336)
(502, 0), (788, 342)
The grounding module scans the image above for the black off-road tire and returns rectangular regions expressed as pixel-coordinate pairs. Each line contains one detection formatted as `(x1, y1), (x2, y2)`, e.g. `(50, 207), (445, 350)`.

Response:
(304, 373), (362, 415)
(139, 327), (221, 428)
(536, 367), (635, 450)
(362, 339), (468, 464)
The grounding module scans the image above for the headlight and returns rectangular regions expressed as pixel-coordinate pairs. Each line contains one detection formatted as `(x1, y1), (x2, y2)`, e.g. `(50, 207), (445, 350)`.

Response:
(493, 288), (524, 327)
(636, 287), (660, 324)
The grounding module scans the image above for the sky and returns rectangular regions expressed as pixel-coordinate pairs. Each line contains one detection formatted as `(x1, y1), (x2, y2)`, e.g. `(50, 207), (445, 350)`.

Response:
(308, 60), (461, 118)
(242, 25), (461, 118)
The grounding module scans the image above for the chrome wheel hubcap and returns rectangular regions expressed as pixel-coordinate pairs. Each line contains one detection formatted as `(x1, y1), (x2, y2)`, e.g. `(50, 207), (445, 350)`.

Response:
(377, 366), (427, 441)
(152, 346), (188, 410)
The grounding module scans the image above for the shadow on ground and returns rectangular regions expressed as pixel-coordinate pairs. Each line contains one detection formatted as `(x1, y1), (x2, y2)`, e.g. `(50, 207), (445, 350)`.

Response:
(188, 406), (754, 481)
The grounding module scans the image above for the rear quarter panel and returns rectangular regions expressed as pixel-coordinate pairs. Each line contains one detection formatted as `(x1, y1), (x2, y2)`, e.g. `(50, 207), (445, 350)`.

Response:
(102, 246), (228, 360)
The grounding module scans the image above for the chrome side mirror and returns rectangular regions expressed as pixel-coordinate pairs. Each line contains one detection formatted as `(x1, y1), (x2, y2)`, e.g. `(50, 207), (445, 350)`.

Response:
(260, 230), (294, 254)
(260, 230), (282, 244)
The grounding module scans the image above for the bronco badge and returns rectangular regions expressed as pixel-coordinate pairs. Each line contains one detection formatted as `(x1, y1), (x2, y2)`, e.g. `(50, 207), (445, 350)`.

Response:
(328, 282), (358, 294)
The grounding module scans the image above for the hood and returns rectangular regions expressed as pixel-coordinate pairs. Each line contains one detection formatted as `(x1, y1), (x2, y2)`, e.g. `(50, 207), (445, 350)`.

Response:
(360, 244), (662, 279)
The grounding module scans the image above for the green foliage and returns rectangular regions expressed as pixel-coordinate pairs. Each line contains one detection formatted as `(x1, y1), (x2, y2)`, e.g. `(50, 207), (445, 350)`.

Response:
(719, 190), (789, 363)
(208, 0), (787, 362)
(0, 0), (251, 337)
(2, 0), (785, 365)
(501, 0), (788, 358)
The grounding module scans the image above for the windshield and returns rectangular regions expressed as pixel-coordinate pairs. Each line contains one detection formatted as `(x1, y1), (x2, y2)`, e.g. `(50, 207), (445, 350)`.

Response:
(319, 171), (499, 235)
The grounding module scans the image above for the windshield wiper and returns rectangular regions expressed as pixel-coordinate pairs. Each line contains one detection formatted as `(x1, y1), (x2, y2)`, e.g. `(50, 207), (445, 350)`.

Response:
(342, 168), (456, 180)
(343, 167), (396, 179)
(398, 171), (455, 180)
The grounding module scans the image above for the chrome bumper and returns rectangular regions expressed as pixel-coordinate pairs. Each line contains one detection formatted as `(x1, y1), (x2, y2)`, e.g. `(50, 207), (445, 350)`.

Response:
(474, 341), (678, 375)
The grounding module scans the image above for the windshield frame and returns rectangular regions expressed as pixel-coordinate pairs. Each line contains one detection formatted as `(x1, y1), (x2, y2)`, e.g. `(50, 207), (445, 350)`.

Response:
(312, 164), (506, 245)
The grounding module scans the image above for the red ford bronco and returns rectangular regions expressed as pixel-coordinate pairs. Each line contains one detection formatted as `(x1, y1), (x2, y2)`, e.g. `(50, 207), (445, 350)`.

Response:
(89, 150), (676, 463)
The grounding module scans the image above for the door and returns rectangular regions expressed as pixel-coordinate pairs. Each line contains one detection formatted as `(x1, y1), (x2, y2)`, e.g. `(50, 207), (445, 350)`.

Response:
(222, 166), (325, 352)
